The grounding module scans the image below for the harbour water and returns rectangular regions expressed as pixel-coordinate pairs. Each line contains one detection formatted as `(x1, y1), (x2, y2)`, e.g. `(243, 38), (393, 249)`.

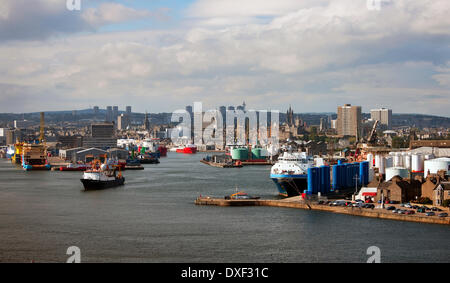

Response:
(0, 153), (449, 263)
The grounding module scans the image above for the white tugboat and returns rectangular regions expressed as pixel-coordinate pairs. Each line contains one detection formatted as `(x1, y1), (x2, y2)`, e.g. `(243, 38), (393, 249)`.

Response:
(270, 152), (314, 197)
(80, 160), (125, 191)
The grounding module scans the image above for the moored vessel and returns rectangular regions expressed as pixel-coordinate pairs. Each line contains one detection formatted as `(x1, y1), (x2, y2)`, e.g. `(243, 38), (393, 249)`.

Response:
(176, 144), (197, 154)
(21, 143), (50, 171)
(270, 152), (314, 197)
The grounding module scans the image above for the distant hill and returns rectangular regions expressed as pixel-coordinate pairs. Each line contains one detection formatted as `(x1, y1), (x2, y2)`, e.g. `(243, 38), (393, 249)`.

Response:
(0, 110), (449, 129)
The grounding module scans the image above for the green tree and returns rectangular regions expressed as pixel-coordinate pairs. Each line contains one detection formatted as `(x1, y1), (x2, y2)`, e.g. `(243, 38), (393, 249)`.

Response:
(442, 199), (450, 208)
(392, 136), (407, 148)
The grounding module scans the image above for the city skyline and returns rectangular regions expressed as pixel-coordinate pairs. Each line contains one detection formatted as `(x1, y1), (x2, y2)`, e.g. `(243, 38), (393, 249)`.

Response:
(0, 0), (449, 116)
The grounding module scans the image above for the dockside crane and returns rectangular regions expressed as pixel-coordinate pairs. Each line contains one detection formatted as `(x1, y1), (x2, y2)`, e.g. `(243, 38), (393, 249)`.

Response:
(39, 112), (45, 143)
(367, 120), (379, 146)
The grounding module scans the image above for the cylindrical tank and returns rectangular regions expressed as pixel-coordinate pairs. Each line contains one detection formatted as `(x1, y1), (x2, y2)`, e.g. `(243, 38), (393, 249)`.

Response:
(324, 166), (330, 193)
(307, 167), (320, 194)
(385, 167), (410, 181)
(424, 154), (435, 160)
(368, 167), (375, 182)
(379, 156), (386, 174)
(393, 153), (403, 167)
(359, 161), (369, 186)
(411, 154), (424, 172)
(338, 164), (345, 189)
(385, 156), (393, 168)
(314, 167), (320, 194)
(375, 155), (381, 168)
(319, 166), (326, 194)
(366, 153), (373, 167)
(424, 158), (450, 177)
(251, 148), (263, 160)
(307, 168), (314, 194)
(404, 154), (411, 170)
(332, 165), (339, 191)
(231, 148), (249, 161)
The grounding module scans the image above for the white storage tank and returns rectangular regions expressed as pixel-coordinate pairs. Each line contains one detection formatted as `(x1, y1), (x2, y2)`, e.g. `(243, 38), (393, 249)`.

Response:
(424, 154), (435, 160)
(366, 153), (374, 167)
(424, 158), (450, 178)
(385, 167), (410, 181)
(369, 167), (375, 182)
(393, 153), (403, 167)
(404, 154), (411, 170)
(375, 155), (381, 168)
(385, 156), (393, 169)
(412, 154), (424, 172)
(379, 156), (386, 174)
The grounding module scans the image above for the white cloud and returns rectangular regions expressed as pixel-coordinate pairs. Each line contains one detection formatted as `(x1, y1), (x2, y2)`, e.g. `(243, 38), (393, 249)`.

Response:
(82, 3), (153, 27)
(0, 0), (449, 116)
(0, 0), (162, 41)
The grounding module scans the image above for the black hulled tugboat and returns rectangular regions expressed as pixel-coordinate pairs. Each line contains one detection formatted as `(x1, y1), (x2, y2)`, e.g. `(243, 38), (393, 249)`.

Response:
(80, 160), (125, 191)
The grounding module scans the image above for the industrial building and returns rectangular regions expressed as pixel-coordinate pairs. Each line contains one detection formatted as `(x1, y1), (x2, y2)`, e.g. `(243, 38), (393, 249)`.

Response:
(73, 148), (107, 162)
(59, 147), (85, 161)
(82, 123), (117, 149)
(107, 148), (129, 159)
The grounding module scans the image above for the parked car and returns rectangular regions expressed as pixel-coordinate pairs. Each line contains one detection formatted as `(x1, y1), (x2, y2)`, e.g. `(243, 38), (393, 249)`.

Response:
(412, 205), (419, 209)
(431, 207), (442, 212)
(392, 209), (399, 213)
(398, 210), (406, 214)
(331, 200), (346, 206)
(404, 203), (412, 208)
(425, 212), (435, 216)
(386, 206), (396, 210)
(417, 207), (426, 213)
(365, 204), (375, 209)
(405, 210), (415, 215)
(438, 213), (448, 217)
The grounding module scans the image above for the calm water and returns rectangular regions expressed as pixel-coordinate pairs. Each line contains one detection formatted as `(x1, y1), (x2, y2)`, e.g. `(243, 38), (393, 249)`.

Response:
(0, 153), (449, 263)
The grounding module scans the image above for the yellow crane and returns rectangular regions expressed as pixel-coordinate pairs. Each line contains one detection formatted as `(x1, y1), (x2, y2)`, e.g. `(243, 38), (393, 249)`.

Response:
(39, 112), (45, 143)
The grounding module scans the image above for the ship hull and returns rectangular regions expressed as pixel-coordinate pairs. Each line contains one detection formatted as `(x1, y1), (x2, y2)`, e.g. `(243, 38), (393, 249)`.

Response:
(60, 166), (87, 171)
(176, 147), (197, 154)
(23, 164), (51, 171)
(270, 174), (308, 197)
(80, 177), (125, 191)
(139, 158), (160, 164)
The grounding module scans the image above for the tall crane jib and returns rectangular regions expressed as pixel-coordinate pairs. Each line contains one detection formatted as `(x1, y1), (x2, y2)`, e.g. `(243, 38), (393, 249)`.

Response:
(367, 120), (379, 145)
(40, 112), (45, 143)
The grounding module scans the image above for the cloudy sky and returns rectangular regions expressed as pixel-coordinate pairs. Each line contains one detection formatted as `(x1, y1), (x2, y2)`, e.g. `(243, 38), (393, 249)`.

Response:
(0, 0), (449, 116)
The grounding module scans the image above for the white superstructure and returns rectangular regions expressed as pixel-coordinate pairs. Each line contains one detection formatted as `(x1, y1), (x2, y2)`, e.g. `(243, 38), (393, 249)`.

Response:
(82, 171), (116, 182)
(271, 152), (314, 176)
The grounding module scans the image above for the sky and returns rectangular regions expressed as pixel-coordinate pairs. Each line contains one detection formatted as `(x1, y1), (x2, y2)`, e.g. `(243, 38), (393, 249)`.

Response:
(0, 0), (449, 116)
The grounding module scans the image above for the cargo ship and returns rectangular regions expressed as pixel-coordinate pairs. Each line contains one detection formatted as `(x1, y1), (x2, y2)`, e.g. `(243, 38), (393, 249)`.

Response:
(270, 152), (314, 197)
(80, 160), (125, 191)
(21, 143), (51, 171)
(176, 144), (197, 154)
